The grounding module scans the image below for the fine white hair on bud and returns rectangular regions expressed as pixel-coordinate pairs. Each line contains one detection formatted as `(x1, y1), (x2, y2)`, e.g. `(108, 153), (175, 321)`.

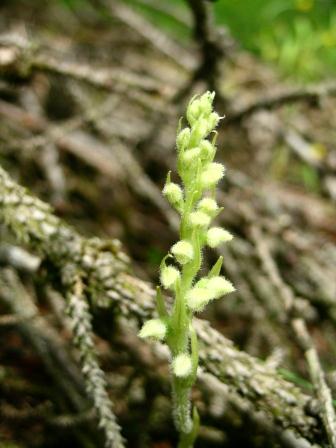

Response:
(189, 211), (211, 228)
(207, 112), (221, 132)
(191, 118), (209, 143)
(171, 240), (194, 265)
(197, 198), (218, 216)
(160, 265), (180, 289)
(207, 227), (233, 248)
(200, 162), (225, 189)
(199, 91), (215, 116)
(182, 147), (201, 165)
(139, 319), (167, 340)
(187, 99), (201, 126)
(173, 353), (192, 378)
(186, 287), (214, 311)
(163, 182), (183, 206)
(176, 128), (191, 151)
(206, 276), (235, 298)
(199, 140), (216, 161)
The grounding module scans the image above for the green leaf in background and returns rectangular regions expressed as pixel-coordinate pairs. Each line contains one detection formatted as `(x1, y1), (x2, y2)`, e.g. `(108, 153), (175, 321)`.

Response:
(123, 0), (336, 82)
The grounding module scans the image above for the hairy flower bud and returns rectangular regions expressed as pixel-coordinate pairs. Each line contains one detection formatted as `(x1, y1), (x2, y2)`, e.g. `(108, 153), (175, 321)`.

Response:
(173, 353), (192, 378)
(200, 162), (225, 189)
(187, 99), (201, 126)
(139, 319), (167, 340)
(199, 91), (215, 116)
(160, 265), (180, 289)
(207, 112), (221, 132)
(163, 182), (183, 207)
(197, 198), (218, 216)
(186, 287), (214, 311)
(182, 147), (201, 165)
(206, 276), (235, 298)
(171, 240), (194, 265)
(189, 211), (211, 228)
(191, 118), (209, 144)
(207, 227), (233, 248)
(176, 128), (191, 151)
(199, 140), (216, 161)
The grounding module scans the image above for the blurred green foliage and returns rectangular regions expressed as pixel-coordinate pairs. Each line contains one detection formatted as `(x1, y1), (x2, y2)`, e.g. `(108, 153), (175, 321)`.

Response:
(213, 0), (336, 81)
(121, 0), (336, 82)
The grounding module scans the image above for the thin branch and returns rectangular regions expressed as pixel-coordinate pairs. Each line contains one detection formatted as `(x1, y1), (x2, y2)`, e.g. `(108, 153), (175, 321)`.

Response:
(65, 272), (125, 448)
(0, 313), (35, 326)
(100, 0), (195, 71)
(250, 225), (336, 447)
(293, 318), (336, 448)
(226, 81), (336, 124)
(0, 269), (88, 412)
(0, 36), (162, 94)
(0, 36), (171, 112)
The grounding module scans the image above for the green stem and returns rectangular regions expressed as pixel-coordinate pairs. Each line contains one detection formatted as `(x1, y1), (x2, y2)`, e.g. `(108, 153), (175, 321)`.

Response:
(172, 378), (192, 434)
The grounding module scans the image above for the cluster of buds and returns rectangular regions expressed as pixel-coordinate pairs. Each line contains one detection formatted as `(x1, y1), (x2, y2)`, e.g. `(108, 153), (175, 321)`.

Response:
(138, 91), (235, 444)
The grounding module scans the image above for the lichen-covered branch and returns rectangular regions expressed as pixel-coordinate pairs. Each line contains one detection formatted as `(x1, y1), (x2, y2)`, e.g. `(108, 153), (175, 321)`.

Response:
(250, 225), (336, 447)
(0, 165), (323, 442)
(65, 271), (125, 448)
(0, 166), (125, 446)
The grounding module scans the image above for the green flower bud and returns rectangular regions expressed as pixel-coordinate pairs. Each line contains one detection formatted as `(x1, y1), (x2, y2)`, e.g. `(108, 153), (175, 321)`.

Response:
(197, 198), (218, 216)
(199, 140), (216, 161)
(207, 227), (233, 248)
(139, 318), (167, 340)
(186, 287), (214, 311)
(163, 182), (183, 207)
(187, 99), (201, 126)
(173, 353), (192, 378)
(182, 147), (201, 165)
(176, 128), (191, 151)
(191, 118), (209, 144)
(160, 265), (180, 290)
(189, 211), (211, 228)
(171, 240), (194, 265)
(207, 112), (221, 132)
(206, 276), (235, 298)
(200, 162), (225, 189)
(198, 91), (215, 116)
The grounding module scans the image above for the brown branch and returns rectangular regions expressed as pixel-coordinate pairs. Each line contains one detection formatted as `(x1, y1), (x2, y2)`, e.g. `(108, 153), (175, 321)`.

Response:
(105, 0), (195, 71)
(250, 225), (336, 447)
(226, 81), (336, 124)
(293, 318), (336, 448)
(0, 269), (89, 412)
(0, 36), (172, 114)
(184, 0), (224, 91)
(0, 36), (162, 95)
